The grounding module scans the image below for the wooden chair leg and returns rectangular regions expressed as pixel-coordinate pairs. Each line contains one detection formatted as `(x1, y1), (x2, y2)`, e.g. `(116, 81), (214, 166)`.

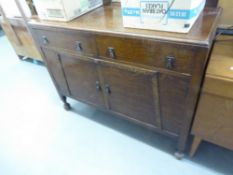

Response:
(190, 136), (202, 157)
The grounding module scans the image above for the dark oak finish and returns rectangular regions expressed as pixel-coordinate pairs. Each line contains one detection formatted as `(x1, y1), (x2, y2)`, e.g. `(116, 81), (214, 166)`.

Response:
(159, 74), (190, 135)
(41, 48), (70, 96)
(190, 36), (233, 157)
(29, 4), (221, 46)
(60, 54), (106, 108)
(34, 28), (97, 57)
(96, 35), (196, 74)
(99, 62), (160, 128)
(29, 3), (221, 158)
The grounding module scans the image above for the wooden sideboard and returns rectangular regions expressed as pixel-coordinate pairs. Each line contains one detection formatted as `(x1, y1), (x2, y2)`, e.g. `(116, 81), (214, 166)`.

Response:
(28, 3), (221, 159)
(190, 35), (233, 157)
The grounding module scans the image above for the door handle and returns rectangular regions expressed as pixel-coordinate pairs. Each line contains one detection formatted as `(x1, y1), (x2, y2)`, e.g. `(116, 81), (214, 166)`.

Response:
(42, 35), (49, 45)
(75, 41), (83, 52)
(107, 47), (116, 59)
(96, 81), (101, 91)
(165, 56), (176, 69)
(105, 84), (111, 94)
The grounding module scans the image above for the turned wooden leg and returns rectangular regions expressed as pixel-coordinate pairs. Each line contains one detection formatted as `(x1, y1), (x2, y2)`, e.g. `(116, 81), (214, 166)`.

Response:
(174, 151), (184, 160)
(175, 137), (186, 160)
(18, 55), (25, 60)
(61, 95), (71, 111)
(189, 136), (202, 157)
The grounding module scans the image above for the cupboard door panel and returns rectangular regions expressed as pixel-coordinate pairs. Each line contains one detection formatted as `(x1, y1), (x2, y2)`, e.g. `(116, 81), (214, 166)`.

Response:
(159, 74), (190, 135)
(99, 63), (161, 128)
(41, 48), (70, 96)
(60, 54), (105, 108)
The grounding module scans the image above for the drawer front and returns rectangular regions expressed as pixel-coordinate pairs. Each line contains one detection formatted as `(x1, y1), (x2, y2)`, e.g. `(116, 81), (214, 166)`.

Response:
(32, 28), (97, 57)
(96, 35), (195, 74)
(203, 76), (233, 99)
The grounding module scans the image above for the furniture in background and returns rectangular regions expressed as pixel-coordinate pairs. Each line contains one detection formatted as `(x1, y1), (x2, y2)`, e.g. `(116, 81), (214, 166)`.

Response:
(28, 2), (221, 159)
(0, 0), (42, 61)
(0, 16), (42, 61)
(190, 35), (233, 157)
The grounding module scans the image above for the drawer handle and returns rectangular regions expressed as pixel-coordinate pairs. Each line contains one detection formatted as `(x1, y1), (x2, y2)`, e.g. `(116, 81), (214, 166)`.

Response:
(165, 56), (176, 69)
(75, 41), (83, 52)
(96, 81), (101, 91)
(105, 84), (111, 94)
(107, 47), (116, 59)
(42, 36), (49, 45)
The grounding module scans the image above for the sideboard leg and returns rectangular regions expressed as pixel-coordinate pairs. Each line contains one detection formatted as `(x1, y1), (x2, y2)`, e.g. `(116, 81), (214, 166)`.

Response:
(175, 137), (186, 160)
(18, 55), (25, 60)
(61, 95), (71, 111)
(174, 151), (184, 160)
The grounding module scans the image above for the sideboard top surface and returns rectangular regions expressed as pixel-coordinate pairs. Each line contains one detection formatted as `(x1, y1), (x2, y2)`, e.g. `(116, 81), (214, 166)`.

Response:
(28, 3), (221, 47)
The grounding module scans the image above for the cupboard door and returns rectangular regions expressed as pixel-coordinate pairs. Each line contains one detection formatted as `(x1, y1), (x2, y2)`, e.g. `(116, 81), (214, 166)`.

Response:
(41, 48), (70, 96)
(99, 63), (161, 128)
(60, 54), (105, 108)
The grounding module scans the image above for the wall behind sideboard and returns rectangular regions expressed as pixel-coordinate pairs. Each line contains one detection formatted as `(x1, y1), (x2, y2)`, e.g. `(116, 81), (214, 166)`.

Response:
(219, 0), (233, 27)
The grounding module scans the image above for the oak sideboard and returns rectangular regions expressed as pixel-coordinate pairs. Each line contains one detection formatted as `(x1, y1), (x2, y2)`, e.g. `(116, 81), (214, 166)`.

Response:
(28, 2), (221, 159)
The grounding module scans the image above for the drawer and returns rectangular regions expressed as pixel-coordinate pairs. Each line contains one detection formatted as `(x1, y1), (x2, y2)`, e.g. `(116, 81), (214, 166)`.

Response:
(32, 28), (97, 57)
(96, 35), (195, 74)
(203, 76), (233, 99)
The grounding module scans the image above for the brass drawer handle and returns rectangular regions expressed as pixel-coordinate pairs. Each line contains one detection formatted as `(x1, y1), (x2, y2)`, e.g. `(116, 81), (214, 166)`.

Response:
(42, 35), (49, 45)
(107, 47), (116, 59)
(165, 56), (176, 69)
(75, 41), (83, 52)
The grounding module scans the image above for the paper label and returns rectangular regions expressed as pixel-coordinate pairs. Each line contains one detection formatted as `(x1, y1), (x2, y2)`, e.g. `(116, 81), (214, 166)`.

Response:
(140, 1), (169, 24)
(140, 1), (169, 18)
